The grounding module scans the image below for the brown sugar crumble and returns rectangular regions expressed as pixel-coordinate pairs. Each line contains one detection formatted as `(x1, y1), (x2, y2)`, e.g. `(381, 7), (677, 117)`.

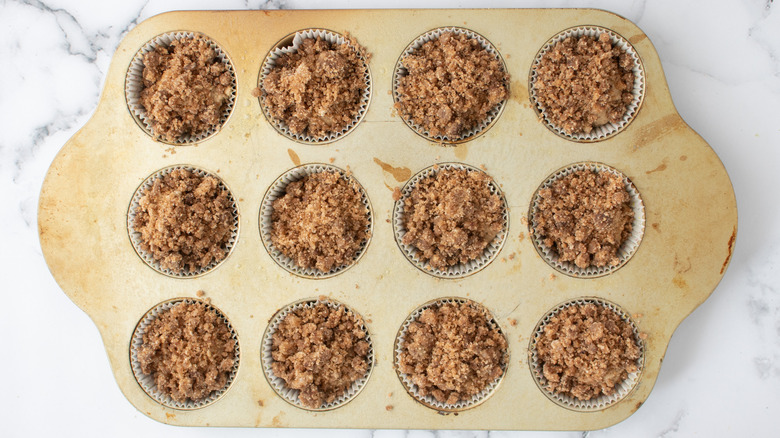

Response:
(133, 169), (234, 274)
(137, 301), (236, 403)
(395, 31), (509, 138)
(261, 37), (369, 139)
(140, 36), (232, 142)
(535, 303), (641, 401)
(398, 302), (507, 405)
(402, 168), (503, 270)
(535, 169), (633, 269)
(533, 33), (634, 135)
(271, 302), (370, 409)
(271, 171), (369, 273)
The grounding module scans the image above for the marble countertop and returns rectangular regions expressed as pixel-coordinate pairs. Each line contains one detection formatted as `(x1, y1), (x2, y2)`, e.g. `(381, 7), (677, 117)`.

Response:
(2, 0), (778, 436)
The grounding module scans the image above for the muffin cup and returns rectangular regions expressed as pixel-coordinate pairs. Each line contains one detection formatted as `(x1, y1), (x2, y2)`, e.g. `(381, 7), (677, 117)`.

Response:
(259, 163), (373, 279)
(393, 297), (509, 412)
(528, 25), (645, 142)
(258, 29), (372, 144)
(529, 162), (645, 278)
(127, 165), (240, 278)
(130, 298), (241, 410)
(393, 163), (509, 279)
(124, 31), (237, 145)
(392, 27), (509, 144)
(261, 298), (374, 411)
(528, 297), (645, 411)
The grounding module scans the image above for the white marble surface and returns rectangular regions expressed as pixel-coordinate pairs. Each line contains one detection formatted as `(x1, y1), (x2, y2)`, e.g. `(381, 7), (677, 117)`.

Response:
(2, 0), (778, 436)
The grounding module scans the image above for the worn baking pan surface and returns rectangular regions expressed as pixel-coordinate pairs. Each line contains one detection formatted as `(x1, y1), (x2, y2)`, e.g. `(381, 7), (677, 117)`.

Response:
(38, 9), (737, 430)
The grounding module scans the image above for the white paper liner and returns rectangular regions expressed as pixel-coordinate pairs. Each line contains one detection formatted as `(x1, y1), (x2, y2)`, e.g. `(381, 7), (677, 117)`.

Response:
(260, 163), (373, 278)
(392, 27), (509, 144)
(258, 29), (372, 144)
(127, 165), (240, 278)
(529, 162), (645, 278)
(528, 26), (645, 142)
(125, 32), (237, 145)
(393, 163), (509, 278)
(130, 298), (241, 410)
(393, 297), (509, 412)
(528, 297), (645, 412)
(261, 298), (374, 411)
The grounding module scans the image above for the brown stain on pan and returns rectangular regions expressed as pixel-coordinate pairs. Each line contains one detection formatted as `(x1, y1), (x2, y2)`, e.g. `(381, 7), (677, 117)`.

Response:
(720, 226), (737, 274)
(454, 144), (468, 160)
(645, 159), (668, 175)
(373, 157), (411, 182)
(511, 80), (529, 104)
(165, 412), (176, 421)
(628, 34), (647, 45)
(634, 114), (685, 150)
(672, 274), (688, 291)
(287, 148), (301, 166)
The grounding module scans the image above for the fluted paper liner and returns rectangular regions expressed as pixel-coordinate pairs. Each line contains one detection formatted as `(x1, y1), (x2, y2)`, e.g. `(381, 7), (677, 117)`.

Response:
(529, 162), (645, 278)
(529, 26), (645, 142)
(125, 32), (237, 145)
(261, 298), (374, 411)
(130, 298), (240, 410)
(528, 297), (645, 411)
(260, 163), (373, 278)
(393, 297), (508, 412)
(392, 27), (509, 144)
(127, 165), (240, 278)
(258, 29), (372, 144)
(393, 163), (509, 278)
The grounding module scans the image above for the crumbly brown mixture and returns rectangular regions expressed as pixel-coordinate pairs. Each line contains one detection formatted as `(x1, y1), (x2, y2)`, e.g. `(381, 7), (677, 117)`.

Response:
(402, 168), (503, 270)
(271, 172), (369, 273)
(536, 303), (641, 401)
(261, 37), (369, 139)
(133, 169), (233, 274)
(395, 31), (508, 138)
(271, 302), (370, 409)
(398, 302), (507, 405)
(137, 301), (236, 403)
(140, 36), (232, 142)
(535, 169), (633, 269)
(533, 33), (634, 135)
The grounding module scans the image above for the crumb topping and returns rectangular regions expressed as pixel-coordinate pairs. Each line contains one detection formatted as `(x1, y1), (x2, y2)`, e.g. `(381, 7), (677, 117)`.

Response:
(402, 168), (503, 270)
(133, 169), (234, 274)
(395, 31), (508, 138)
(271, 302), (370, 409)
(137, 301), (236, 403)
(271, 171), (369, 273)
(535, 169), (633, 269)
(398, 302), (507, 405)
(140, 36), (232, 142)
(261, 37), (369, 139)
(533, 33), (634, 135)
(535, 303), (641, 401)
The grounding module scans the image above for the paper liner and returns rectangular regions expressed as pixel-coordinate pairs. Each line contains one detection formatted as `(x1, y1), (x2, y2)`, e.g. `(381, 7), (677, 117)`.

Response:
(130, 298), (240, 410)
(124, 32), (237, 145)
(528, 25), (645, 142)
(392, 27), (509, 144)
(393, 163), (509, 278)
(258, 29), (372, 144)
(528, 297), (645, 411)
(127, 165), (240, 278)
(259, 163), (373, 278)
(261, 298), (374, 411)
(393, 297), (509, 412)
(529, 162), (645, 278)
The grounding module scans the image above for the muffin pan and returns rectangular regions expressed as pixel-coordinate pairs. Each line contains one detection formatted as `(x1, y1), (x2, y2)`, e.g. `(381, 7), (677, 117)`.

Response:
(38, 9), (737, 430)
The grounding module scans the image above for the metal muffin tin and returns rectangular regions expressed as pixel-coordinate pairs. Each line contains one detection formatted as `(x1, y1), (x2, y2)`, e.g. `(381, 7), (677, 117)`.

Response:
(38, 9), (737, 430)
